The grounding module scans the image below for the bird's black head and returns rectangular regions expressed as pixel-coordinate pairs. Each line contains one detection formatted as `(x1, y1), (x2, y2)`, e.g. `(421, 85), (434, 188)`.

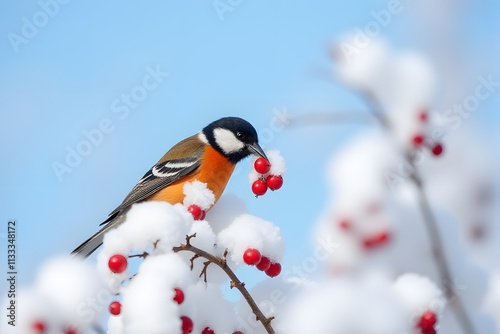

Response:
(201, 117), (267, 164)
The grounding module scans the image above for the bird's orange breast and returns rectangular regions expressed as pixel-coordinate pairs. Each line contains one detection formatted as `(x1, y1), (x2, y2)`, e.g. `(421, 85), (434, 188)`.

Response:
(146, 146), (236, 207)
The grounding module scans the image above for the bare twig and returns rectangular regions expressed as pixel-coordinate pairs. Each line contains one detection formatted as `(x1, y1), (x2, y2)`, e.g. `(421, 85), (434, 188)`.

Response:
(189, 254), (200, 270)
(128, 252), (149, 259)
(293, 86), (475, 332)
(364, 91), (475, 332)
(411, 172), (475, 334)
(173, 234), (275, 334)
(367, 102), (476, 334)
(199, 260), (211, 283)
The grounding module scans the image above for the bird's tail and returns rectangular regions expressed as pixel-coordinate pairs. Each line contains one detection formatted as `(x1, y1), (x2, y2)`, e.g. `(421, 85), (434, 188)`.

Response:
(71, 214), (124, 258)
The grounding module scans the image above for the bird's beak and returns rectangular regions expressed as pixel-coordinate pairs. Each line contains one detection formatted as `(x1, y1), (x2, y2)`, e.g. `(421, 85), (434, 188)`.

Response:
(247, 143), (268, 160)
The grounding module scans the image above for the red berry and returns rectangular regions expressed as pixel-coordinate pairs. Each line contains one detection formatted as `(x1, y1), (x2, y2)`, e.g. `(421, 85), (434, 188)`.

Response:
(419, 110), (428, 123)
(233, 332), (244, 334)
(375, 231), (390, 244)
(243, 248), (261, 265)
(181, 316), (193, 334)
(252, 179), (268, 196)
(363, 237), (375, 249)
(202, 327), (215, 334)
(362, 231), (391, 249)
(256, 256), (271, 271)
(187, 205), (205, 220)
(265, 262), (282, 277)
(431, 143), (443, 156)
(338, 219), (351, 231)
(254, 158), (271, 174)
(32, 321), (46, 333)
(109, 301), (122, 316)
(412, 134), (424, 147)
(421, 328), (436, 334)
(418, 311), (437, 330)
(266, 175), (283, 191)
(108, 254), (128, 273)
(64, 327), (78, 334)
(173, 288), (185, 305)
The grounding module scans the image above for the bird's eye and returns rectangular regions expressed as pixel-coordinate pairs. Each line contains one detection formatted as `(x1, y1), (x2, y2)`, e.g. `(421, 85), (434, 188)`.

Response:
(236, 131), (245, 139)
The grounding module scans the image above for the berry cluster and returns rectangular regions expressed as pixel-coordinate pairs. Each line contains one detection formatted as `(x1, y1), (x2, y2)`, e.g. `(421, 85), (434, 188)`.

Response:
(410, 109), (444, 157)
(251, 158), (284, 197)
(182, 180), (215, 221)
(176, 289), (194, 334)
(98, 175), (286, 334)
(417, 310), (438, 334)
(411, 134), (444, 157)
(31, 322), (78, 334)
(187, 204), (206, 221)
(243, 248), (282, 278)
(106, 254), (198, 333)
(106, 254), (128, 318)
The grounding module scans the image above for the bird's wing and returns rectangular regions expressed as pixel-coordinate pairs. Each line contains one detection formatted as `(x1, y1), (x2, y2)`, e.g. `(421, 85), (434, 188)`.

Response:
(102, 136), (205, 224)
(105, 156), (201, 221)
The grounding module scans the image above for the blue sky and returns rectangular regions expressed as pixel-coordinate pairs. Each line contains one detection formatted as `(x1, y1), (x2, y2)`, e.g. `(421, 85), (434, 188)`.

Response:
(1, 0), (499, 296)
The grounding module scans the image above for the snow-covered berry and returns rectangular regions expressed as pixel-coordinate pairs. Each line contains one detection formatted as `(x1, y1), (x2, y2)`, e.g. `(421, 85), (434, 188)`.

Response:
(252, 180), (268, 196)
(108, 254), (128, 273)
(412, 134), (424, 147)
(418, 110), (428, 123)
(173, 288), (185, 305)
(431, 143), (443, 156)
(243, 248), (262, 265)
(187, 204), (205, 221)
(109, 301), (122, 316)
(254, 157), (271, 174)
(362, 231), (391, 249)
(418, 310), (437, 330)
(64, 327), (78, 334)
(265, 262), (282, 277)
(181, 316), (194, 334)
(338, 219), (351, 231)
(256, 256), (272, 271)
(202, 327), (215, 334)
(32, 321), (46, 333)
(266, 175), (283, 191)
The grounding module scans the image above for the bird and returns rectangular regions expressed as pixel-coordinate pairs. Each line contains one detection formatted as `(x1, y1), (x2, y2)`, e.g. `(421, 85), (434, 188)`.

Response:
(72, 117), (267, 258)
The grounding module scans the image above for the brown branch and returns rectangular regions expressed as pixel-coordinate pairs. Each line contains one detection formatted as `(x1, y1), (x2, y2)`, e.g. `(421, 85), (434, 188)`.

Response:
(301, 86), (475, 332)
(365, 99), (476, 334)
(410, 172), (476, 334)
(189, 254), (200, 270)
(173, 234), (275, 334)
(286, 64), (475, 332)
(128, 252), (149, 259)
(199, 261), (211, 283)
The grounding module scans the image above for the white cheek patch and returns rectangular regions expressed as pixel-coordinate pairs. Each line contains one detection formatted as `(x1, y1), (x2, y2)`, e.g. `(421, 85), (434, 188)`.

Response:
(213, 128), (245, 154)
(198, 131), (208, 143)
